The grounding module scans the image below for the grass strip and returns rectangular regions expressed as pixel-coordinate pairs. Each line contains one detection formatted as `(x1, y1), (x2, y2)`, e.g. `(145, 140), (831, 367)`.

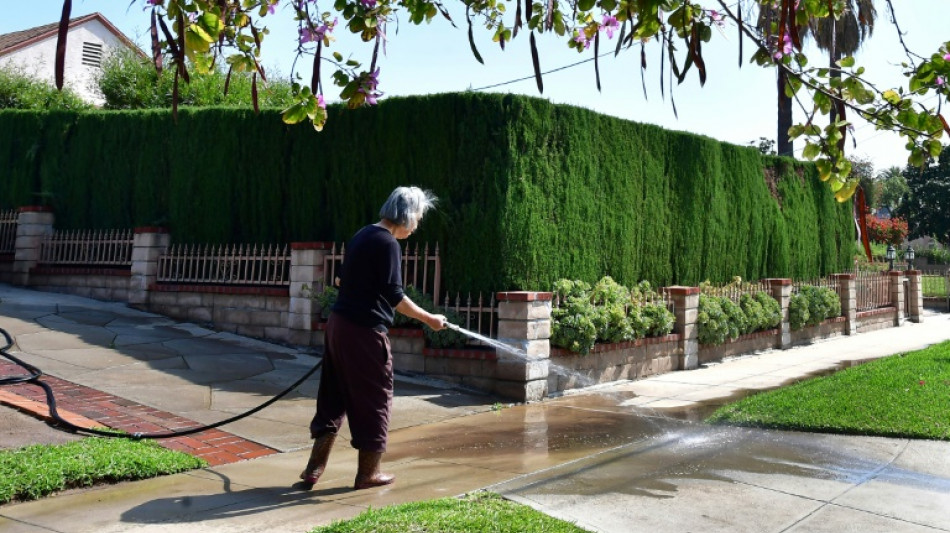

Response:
(310, 491), (589, 533)
(707, 340), (950, 440)
(0, 435), (207, 504)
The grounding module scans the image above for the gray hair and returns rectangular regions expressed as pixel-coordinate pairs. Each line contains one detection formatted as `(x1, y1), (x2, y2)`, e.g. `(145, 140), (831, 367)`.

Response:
(379, 186), (438, 231)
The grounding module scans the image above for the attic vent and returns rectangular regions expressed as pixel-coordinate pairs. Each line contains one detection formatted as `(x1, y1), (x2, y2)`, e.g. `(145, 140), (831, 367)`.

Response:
(81, 42), (104, 68)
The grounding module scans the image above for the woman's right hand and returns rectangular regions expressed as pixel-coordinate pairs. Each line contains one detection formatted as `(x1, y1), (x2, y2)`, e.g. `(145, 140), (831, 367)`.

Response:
(426, 313), (447, 331)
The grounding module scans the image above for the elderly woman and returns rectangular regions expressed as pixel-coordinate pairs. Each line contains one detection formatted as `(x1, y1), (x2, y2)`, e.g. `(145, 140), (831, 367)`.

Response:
(300, 186), (446, 490)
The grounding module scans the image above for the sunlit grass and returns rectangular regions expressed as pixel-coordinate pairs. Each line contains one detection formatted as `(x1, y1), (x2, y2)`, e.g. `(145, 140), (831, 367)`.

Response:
(0, 435), (206, 504)
(707, 340), (950, 440)
(310, 491), (589, 533)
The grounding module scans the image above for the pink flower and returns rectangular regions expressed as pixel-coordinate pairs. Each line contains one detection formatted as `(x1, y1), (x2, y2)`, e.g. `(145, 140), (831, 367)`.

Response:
(358, 68), (382, 105)
(707, 9), (725, 28)
(944, 53), (950, 61)
(773, 32), (793, 59)
(574, 30), (591, 50)
(317, 94), (326, 110)
(601, 15), (619, 39)
(937, 76), (946, 87)
(299, 18), (337, 44)
(360, 0), (377, 8)
(919, 380), (926, 385)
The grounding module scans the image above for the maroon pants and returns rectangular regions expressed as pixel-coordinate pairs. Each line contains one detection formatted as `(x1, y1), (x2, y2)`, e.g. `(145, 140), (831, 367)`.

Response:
(309, 312), (394, 452)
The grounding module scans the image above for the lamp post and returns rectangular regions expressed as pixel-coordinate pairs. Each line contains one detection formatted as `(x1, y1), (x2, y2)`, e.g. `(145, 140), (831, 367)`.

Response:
(886, 244), (896, 271)
(906, 246), (915, 270)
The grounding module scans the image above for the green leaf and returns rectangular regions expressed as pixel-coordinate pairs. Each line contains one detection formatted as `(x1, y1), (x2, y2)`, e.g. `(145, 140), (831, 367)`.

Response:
(282, 101), (310, 124)
(838, 56), (855, 68)
(577, 0), (596, 12)
(802, 143), (820, 160)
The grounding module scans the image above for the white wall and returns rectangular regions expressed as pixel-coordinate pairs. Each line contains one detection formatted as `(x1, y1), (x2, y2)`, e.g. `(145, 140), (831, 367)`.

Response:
(0, 19), (133, 106)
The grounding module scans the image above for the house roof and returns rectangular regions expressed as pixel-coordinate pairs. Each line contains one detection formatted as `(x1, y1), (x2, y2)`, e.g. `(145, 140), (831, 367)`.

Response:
(0, 12), (143, 58)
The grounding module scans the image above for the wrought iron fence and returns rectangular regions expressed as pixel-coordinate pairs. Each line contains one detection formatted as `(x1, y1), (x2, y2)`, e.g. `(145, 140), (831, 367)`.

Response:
(700, 279), (771, 302)
(921, 270), (950, 299)
(441, 291), (498, 340)
(323, 241), (441, 304)
(0, 210), (16, 255)
(791, 276), (837, 295)
(38, 229), (133, 266)
(157, 243), (290, 286)
(855, 270), (891, 312)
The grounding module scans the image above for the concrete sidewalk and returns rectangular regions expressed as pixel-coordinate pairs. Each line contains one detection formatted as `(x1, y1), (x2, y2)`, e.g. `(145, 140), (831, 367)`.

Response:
(1, 283), (949, 533)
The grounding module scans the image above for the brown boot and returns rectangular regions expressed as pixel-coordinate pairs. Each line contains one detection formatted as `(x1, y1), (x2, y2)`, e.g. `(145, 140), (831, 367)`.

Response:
(299, 433), (336, 486)
(353, 450), (395, 490)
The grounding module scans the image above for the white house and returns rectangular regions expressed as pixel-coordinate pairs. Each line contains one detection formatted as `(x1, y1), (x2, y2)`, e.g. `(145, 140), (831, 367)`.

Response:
(0, 12), (143, 106)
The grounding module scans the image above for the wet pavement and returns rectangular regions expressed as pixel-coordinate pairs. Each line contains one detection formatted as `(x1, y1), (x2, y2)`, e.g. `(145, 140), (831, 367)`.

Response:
(1, 283), (949, 532)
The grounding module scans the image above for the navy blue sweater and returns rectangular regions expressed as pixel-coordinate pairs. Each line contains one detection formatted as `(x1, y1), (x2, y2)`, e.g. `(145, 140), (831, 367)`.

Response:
(331, 224), (404, 330)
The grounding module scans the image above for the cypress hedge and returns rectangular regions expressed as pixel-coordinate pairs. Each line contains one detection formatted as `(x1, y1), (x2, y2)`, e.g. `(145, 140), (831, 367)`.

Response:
(0, 93), (854, 290)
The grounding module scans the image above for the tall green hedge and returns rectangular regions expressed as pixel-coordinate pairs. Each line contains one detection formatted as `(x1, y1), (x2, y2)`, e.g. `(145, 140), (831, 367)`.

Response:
(0, 93), (853, 290)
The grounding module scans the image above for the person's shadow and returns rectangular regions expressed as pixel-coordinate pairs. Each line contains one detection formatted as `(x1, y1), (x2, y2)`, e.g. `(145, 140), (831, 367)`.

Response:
(120, 472), (352, 525)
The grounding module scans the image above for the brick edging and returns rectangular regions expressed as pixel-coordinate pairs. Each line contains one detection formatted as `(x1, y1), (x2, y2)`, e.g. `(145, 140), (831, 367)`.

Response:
(856, 307), (896, 319)
(0, 361), (277, 466)
(423, 347), (498, 360)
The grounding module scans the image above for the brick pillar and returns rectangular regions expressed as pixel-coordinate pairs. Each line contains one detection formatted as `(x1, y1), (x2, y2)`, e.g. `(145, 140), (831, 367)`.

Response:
(905, 270), (923, 323)
(889, 271), (905, 326)
(288, 242), (333, 346)
(494, 291), (551, 402)
(765, 279), (793, 347)
(668, 286), (699, 370)
(128, 227), (170, 308)
(12, 206), (54, 286)
(832, 274), (857, 334)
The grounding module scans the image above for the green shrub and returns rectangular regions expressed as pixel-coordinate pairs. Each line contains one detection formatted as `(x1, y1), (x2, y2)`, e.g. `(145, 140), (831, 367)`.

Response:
(697, 294), (731, 345)
(551, 277), (673, 354)
(788, 293), (810, 330)
(789, 285), (841, 330)
(739, 291), (783, 333)
(0, 67), (90, 110)
(98, 50), (295, 109)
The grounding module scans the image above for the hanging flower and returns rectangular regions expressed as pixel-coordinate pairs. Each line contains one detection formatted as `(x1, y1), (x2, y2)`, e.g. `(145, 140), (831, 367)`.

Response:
(357, 68), (382, 105)
(773, 32), (793, 60)
(574, 30), (591, 50)
(601, 15), (619, 39)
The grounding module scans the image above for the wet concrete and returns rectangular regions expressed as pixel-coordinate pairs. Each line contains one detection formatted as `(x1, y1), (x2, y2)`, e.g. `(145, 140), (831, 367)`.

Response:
(3, 283), (950, 532)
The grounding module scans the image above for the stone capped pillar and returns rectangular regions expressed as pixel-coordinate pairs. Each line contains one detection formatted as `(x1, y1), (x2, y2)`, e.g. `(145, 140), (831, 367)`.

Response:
(667, 286), (699, 370)
(129, 227), (170, 308)
(832, 274), (857, 335)
(288, 242), (333, 346)
(905, 270), (923, 323)
(889, 271), (906, 326)
(12, 206), (54, 286)
(494, 291), (552, 402)
(766, 278), (793, 347)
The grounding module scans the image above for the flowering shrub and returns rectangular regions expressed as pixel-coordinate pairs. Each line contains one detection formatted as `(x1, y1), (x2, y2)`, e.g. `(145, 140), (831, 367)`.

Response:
(551, 277), (674, 355)
(866, 215), (909, 245)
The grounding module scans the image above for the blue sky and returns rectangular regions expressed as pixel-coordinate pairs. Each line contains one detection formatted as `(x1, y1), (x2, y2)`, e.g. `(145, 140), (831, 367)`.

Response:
(3, 1), (946, 174)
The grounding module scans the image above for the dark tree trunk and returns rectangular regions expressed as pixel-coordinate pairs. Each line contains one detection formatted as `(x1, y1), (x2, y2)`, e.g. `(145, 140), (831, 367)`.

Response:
(777, 69), (793, 158)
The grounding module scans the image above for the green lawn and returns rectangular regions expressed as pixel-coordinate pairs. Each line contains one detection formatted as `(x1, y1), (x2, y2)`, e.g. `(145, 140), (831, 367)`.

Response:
(0, 436), (206, 504)
(310, 491), (589, 533)
(707, 340), (950, 440)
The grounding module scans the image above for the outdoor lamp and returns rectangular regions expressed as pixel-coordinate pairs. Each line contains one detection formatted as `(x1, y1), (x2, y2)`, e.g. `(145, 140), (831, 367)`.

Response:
(906, 246), (915, 270)
(886, 244), (896, 271)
